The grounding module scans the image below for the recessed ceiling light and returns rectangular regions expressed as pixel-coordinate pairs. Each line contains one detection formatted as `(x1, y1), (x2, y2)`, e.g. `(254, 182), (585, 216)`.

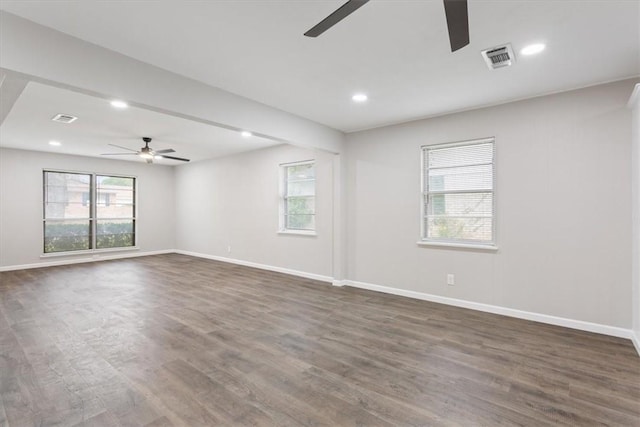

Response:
(352, 93), (368, 102)
(49, 140), (61, 146)
(241, 131), (252, 138)
(520, 43), (545, 56)
(110, 100), (128, 109)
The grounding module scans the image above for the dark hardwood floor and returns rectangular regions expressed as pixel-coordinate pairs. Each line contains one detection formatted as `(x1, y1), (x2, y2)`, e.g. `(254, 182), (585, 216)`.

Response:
(0, 254), (638, 426)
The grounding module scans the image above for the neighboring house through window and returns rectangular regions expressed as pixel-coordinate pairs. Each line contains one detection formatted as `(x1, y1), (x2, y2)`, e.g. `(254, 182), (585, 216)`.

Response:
(280, 160), (316, 234)
(421, 138), (495, 247)
(43, 170), (136, 253)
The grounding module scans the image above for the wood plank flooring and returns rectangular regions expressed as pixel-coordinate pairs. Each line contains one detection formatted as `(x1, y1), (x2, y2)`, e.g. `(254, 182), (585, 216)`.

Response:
(0, 253), (638, 426)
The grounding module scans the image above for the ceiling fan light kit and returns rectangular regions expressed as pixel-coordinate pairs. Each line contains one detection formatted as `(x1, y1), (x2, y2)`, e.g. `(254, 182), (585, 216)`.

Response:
(304, 0), (470, 53)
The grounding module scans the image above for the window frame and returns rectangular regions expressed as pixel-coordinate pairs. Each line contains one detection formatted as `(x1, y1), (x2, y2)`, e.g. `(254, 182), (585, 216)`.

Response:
(419, 138), (497, 250)
(42, 169), (138, 256)
(278, 160), (317, 236)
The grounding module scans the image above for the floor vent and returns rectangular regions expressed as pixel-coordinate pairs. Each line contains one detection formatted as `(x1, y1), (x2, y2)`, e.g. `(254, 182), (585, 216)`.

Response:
(51, 113), (78, 124)
(481, 44), (515, 70)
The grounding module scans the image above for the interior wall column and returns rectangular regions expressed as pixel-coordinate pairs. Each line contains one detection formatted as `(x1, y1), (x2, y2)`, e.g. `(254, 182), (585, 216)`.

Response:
(629, 83), (640, 355)
(332, 152), (348, 285)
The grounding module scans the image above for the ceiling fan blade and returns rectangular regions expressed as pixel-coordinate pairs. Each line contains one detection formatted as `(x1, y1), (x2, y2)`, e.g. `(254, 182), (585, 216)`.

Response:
(158, 155), (190, 162)
(101, 153), (138, 156)
(108, 143), (139, 152)
(443, 0), (469, 52)
(304, 0), (369, 37)
(154, 148), (176, 154)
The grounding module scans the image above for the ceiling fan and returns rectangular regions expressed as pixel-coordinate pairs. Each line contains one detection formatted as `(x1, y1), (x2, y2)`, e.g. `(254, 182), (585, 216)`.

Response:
(101, 137), (190, 164)
(304, 0), (469, 52)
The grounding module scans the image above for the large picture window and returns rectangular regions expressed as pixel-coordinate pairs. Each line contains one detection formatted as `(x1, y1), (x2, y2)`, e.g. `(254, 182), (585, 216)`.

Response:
(43, 171), (136, 253)
(421, 138), (495, 246)
(280, 161), (315, 233)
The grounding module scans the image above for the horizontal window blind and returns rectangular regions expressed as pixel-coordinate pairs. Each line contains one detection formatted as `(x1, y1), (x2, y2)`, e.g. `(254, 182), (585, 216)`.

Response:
(422, 139), (495, 245)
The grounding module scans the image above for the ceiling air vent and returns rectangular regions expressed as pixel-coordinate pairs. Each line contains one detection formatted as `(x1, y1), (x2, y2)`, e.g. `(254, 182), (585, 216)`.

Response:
(481, 44), (515, 70)
(51, 113), (78, 124)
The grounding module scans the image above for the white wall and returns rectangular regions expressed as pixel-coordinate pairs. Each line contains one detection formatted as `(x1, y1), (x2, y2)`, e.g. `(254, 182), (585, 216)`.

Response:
(175, 144), (334, 278)
(0, 148), (176, 268)
(630, 84), (640, 349)
(346, 79), (637, 329)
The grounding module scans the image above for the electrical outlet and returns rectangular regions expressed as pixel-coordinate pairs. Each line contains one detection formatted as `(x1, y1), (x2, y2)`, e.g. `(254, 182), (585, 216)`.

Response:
(227, 245), (232, 253)
(447, 274), (455, 286)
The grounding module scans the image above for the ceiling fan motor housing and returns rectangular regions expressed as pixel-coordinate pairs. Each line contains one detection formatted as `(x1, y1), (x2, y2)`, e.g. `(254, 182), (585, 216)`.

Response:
(141, 137), (153, 154)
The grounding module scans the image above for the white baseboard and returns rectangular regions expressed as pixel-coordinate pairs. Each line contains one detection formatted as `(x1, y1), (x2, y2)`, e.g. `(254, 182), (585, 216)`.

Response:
(0, 249), (175, 272)
(343, 279), (634, 340)
(632, 331), (640, 356)
(174, 250), (333, 283)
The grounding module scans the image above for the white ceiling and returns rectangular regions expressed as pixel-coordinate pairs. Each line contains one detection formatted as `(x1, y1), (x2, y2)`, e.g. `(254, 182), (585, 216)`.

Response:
(0, 82), (280, 164)
(0, 1), (638, 132)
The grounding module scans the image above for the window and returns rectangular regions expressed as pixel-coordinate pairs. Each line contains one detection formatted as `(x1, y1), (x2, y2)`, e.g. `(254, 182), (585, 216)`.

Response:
(43, 171), (92, 252)
(43, 171), (136, 253)
(280, 161), (315, 233)
(421, 138), (495, 246)
(95, 175), (135, 249)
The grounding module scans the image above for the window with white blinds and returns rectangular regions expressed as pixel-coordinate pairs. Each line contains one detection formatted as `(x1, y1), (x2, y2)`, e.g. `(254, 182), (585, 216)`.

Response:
(421, 138), (495, 246)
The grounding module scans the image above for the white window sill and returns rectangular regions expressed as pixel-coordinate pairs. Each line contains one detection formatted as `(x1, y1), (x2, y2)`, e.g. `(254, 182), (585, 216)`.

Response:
(41, 246), (140, 258)
(277, 230), (317, 237)
(416, 241), (498, 251)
